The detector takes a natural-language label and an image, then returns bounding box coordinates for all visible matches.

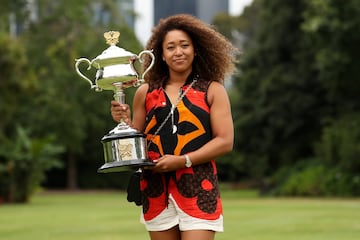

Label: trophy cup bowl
[75,31,155,173]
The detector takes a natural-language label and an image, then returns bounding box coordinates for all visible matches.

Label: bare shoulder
[134,83,149,99]
[208,81,225,91]
[136,83,149,95]
[207,81,228,105]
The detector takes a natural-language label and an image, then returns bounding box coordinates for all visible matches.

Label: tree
[232,0,360,194]
[213,0,261,50]
[0,0,28,36]
[20,0,143,189]
[0,31,63,203]
[1,0,144,191]
[231,0,324,181]
[0,32,32,138]
[301,0,360,114]
[0,126,63,203]
[212,1,262,182]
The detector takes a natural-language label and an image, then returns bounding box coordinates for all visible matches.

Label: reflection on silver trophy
[75,31,155,173]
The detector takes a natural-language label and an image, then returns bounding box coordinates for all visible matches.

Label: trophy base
[97,159,155,173]
[100,124,153,173]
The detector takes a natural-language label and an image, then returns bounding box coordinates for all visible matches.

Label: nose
[174,46,183,56]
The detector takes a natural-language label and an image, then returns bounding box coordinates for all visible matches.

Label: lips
[173,58,185,63]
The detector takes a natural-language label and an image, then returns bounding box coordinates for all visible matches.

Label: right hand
[110,100,131,124]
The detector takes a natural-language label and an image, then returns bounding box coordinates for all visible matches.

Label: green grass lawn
[0,189,359,240]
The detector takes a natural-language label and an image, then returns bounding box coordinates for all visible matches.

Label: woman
[111,14,238,240]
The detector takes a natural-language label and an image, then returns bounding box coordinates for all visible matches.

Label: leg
[181,230,215,240]
[149,225,181,240]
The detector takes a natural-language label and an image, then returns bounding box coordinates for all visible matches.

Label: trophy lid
[92,31,136,67]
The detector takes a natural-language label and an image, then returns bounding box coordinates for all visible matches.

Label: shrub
[0,126,64,203]
[271,160,360,197]
[315,114,360,174]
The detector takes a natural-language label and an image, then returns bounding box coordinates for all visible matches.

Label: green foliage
[0,32,36,139]
[2,0,359,195]
[301,0,360,112]
[228,0,360,196]
[323,168,360,196]
[271,160,360,197]
[0,0,28,33]
[217,151,246,182]
[274,161,327,196]
[315,114,360,173]
[232,0,325,179]
[264,109,360,197]
[313,113,360,196]
[0,126,64,203]
[1,0,143,190]
[213,0,261,49]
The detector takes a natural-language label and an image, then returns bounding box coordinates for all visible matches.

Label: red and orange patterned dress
[140,78,222,221]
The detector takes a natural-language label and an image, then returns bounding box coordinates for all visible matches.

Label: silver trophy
[75,31,155,173]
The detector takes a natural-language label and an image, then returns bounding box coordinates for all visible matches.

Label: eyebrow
[165,39,191,45]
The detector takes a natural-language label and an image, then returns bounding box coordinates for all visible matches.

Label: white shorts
[140,194,223,232]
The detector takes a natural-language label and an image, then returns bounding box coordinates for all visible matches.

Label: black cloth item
[127,169,142,206]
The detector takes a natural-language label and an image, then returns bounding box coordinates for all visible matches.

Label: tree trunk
[67,152,78,190]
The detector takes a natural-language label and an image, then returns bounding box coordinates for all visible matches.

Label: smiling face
[162,29,195,76]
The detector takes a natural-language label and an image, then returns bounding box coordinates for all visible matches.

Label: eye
[167,46,175,50]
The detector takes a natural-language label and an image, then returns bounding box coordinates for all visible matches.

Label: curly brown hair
[143,14,238,86]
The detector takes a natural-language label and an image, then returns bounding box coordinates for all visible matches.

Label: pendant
[170,104,177,134]
[172,125,177,134]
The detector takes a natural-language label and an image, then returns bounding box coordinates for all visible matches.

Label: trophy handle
[130,50,155,86]
[139,50,155,81]
[75,58,98,89]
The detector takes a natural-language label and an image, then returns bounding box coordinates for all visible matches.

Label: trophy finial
[104,31,120,46]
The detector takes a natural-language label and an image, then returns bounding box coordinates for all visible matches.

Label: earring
[162,57,165,61]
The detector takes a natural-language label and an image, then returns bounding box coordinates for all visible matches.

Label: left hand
[148,155,185,172]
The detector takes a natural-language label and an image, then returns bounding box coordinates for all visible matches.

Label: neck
[168,69,192,85]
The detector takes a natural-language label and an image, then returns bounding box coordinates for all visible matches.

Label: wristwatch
[184,154,192,168]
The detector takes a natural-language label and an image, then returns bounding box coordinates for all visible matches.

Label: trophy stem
[113,82,125,104]
[112,82,129,131]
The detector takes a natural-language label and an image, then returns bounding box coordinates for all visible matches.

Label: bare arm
[131,83,148,131]
[185,81,234,164]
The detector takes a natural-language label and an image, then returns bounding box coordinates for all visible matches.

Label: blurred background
[1,0,359,203]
